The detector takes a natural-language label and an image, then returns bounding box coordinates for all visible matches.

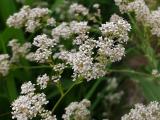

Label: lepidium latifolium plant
[0,0,160,120]
[0,1,132,119]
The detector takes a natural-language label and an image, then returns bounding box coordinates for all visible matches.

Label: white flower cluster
[52,22,72,40]
[53,63,66,72]
[54,14,130,81]
[0,54,10,76]
[27,34,57,63]
[69,3,89,16]
[37,74,50,89]
[20,81,35,94]
[58,50,106,81]
[121,101,160,120]
[73,33,89,45]
[114,0,129,13]
[41,110,57,120]
[70,21,90,34]
[115,0,150,22]
[12,81,56,120]
[148,8,160,37]
[47,18,56,26]
[51,21,90,40]
[100,14,131,43]
[0,40,31,76]
[127,0,150,22]
[7,5,52,32]
[8,39,31,63]
[62,99,91,120]
[98,14,131,62]
[10,5,130,82]
[115,0,160,37]
[151,69,160,77]
[51,63,67,83]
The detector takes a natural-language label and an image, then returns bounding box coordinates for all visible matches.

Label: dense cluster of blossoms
[62,99,91,120]
[0,54,10,76]
[0,40,31,76]
[11,79,57,120]
[8,39,31,63]
[121,101,160,120]
[152,69,160,78]
[114,0,160,37]
[27,34,57,63]
[36,74,50,89]
[69,3,89,16]
[6,5,54,32]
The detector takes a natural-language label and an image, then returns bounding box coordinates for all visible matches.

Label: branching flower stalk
[52,79,83,113]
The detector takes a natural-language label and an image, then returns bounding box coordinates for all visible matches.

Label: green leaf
[6,73,17,102]
[0,97,11,120]
[51,0,64,10]
[140,78,160,101]
[24,0,35,5]
[85,77,104,99]
[0,27,25,52]
[2,27,25,42]
[121,70,160,101]
[0,0,16,26]
[0,34,7,53]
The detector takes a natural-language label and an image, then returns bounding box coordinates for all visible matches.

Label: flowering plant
[1,0,160,119]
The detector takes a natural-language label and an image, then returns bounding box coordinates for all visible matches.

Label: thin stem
[91,88,106,110]
[56,81,64,96]
[52,95,63,113]
[85,78,104,99]
[6,73,17,102]
[10,65,51,70]
[108,68,152,78]
[0,35,7,53]
[52,80,83,112]
[0,112,10,117]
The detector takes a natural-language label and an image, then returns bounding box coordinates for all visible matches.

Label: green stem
[6,73,17,102]
[91,88,106,110]
[11,65,51,69]
[52,80,83,112]
[108,69,152,78]
[56,81,64,96]
[0,35,7,53]
[0,112,10,117]
[85,78,104,99]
